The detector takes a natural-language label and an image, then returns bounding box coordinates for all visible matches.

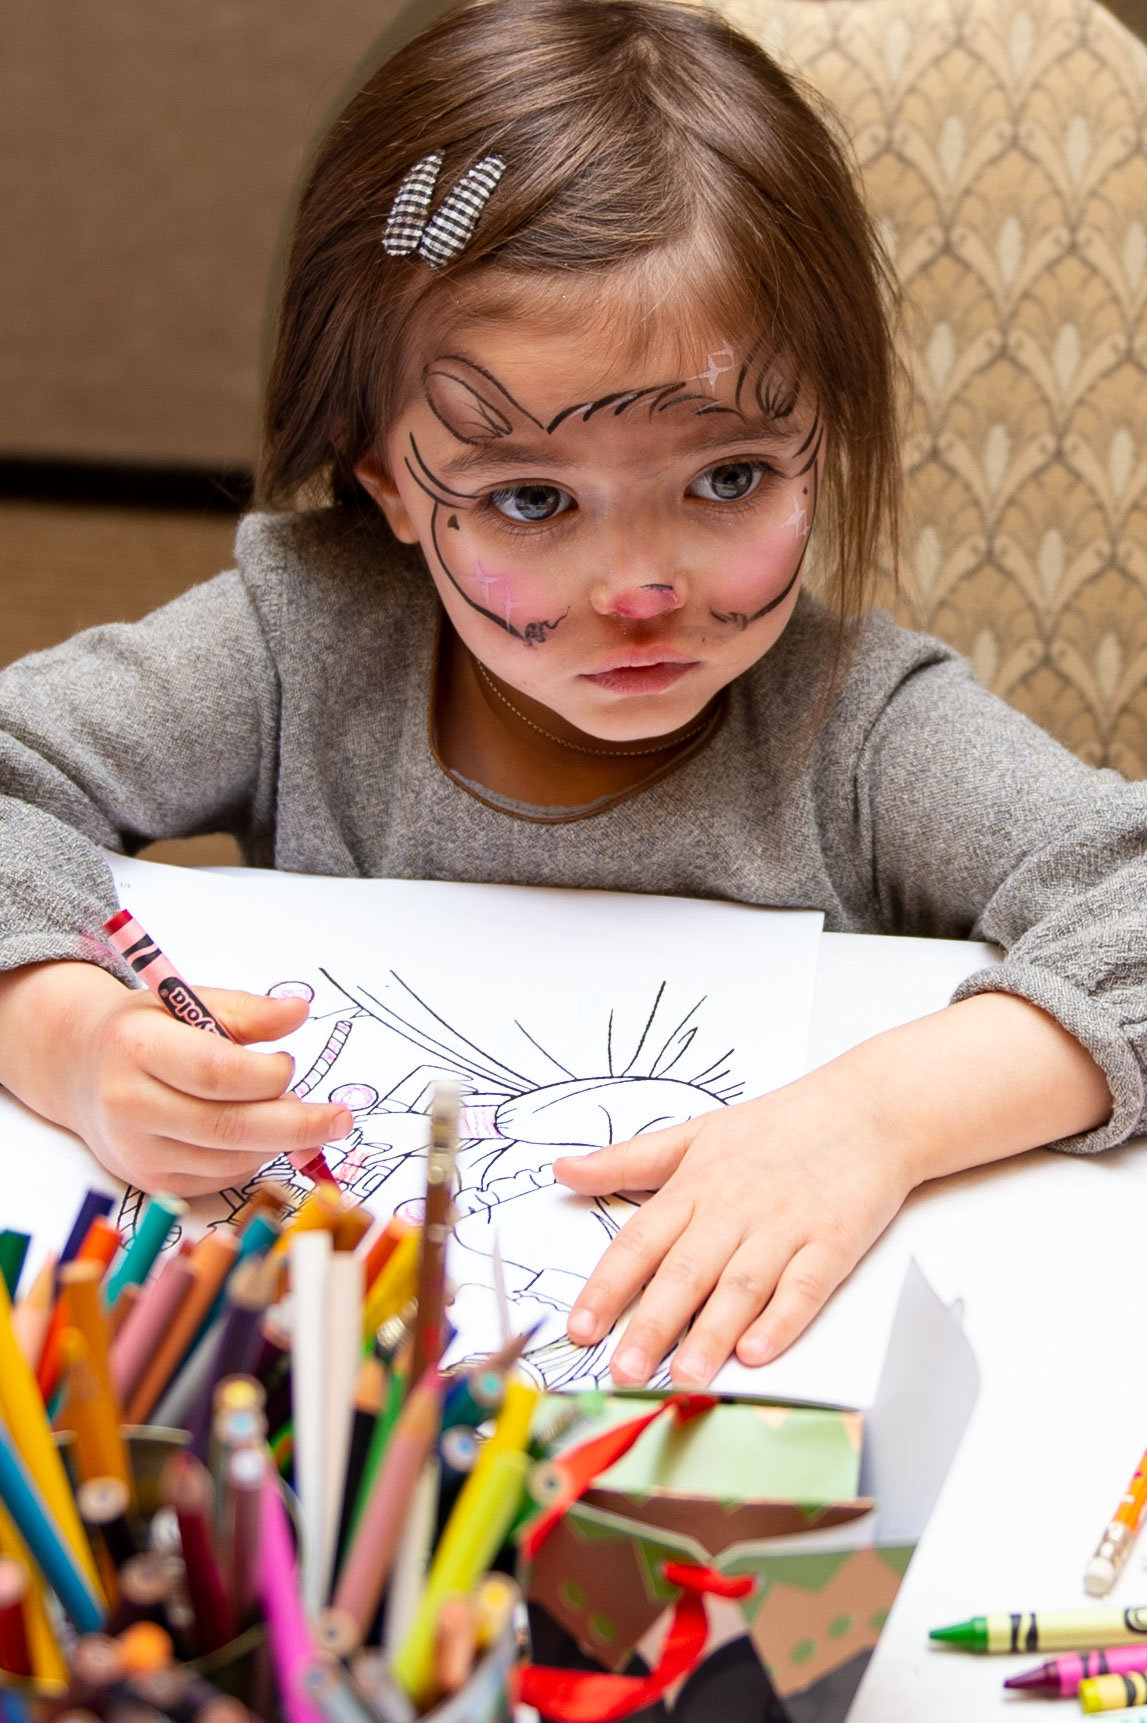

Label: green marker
[931,1606,1147,1654]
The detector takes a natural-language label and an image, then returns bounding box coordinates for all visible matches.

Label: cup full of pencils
[0,1082,539,1722]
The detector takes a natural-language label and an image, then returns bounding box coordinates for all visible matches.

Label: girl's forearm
[818,990,1113,1187]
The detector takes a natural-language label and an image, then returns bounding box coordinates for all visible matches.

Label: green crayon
[931,1606,1147,1654]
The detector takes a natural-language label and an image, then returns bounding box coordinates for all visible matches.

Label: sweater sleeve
[0,571,279,979]
[855,641,1147,1154]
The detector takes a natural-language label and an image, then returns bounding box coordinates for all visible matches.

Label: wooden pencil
[408,1083,460,1387]
[289,1228,331,1618]
[125,1230,240,1424]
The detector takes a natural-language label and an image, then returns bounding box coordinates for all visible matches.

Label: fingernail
[330,1108,353,1138]
[567,1308,596,1342]
[674,1349,711,1385]
[740,1332,773,1365]
[613,1345,647,1381]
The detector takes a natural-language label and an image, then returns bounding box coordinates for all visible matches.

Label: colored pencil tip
[1003,1668,1051,1691]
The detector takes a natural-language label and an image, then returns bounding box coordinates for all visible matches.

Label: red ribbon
[519,1392,717,1561]
[518,1395,754,1720]
[519,1561,755,1722]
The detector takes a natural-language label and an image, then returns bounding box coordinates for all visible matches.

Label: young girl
[0,0,1136,1395]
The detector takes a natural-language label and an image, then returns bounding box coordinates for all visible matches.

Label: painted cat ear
[416,155,506,269]
[383,151,444,256]
[425,365,515,443]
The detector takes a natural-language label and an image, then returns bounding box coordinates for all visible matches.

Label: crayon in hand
[102,908,336,1184]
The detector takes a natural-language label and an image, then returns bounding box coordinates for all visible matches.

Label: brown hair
[258,0,901,619]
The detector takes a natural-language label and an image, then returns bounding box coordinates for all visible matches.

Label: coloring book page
[100,857,825,1394]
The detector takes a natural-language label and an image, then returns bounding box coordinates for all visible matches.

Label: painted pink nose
[607,584,681,620]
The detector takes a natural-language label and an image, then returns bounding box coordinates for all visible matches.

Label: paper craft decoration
[522,1260,979,1721]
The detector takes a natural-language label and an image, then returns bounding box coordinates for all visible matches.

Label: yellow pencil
[362,1230,420,1341]
[392,1379,537,1704]
[391,1448,528,1704]
[0,1276,103,1600]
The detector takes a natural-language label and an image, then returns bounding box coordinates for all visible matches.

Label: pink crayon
[1005,1644,1147,1695]
[104,908,235,1037]
[102,908,336,1185]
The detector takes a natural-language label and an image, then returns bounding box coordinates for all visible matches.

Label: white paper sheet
[37,857,824,1396]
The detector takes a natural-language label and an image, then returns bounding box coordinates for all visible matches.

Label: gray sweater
[3,506,1146,1154]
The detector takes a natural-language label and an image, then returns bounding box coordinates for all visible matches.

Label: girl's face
[356,313,823,743]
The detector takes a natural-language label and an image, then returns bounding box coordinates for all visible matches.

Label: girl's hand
[557,991,1115,1385]
[555,1066,913,1386]
[0,961,351,1197]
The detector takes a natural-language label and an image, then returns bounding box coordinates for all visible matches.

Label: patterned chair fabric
[713,0,1147,774]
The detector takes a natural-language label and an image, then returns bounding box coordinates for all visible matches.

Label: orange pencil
[36,1216,121,1399]
[56,1330,131,1494]
[359,1214,417,1291]
[125,1231,239,1423]
[11,1253,56,1372]
[1086,1443,1147,1594]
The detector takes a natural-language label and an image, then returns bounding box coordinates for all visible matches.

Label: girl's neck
[433,624,721,810]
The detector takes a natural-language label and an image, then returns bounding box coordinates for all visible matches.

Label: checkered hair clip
[382,151,506,268]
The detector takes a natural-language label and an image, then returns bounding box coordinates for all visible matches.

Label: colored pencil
[104,1194,185,1308]
[380,1455,440,1663]
[10,1254,56,1373]
[221,1444,264,1628]
[58,1190,116,1271]
[0,1555,30,1677]
[0,1274,103,1597]
[408,1083,460,1388]
[318,1249,363,1603]
[125,1229,240,1423]
[187,1255,279,1461]
[36,1215,121,1402]
[332,1369,445,1640]
[258,1461,325,1723]
[58,1259,131,1491]
[161,1452,234,1654]
[109,1247,197,1409]
[0,1413,104,1633]
[290,1228,332,1617]
[0,1497,66,1688]
[0,1234,29,1302]
[332,1353,385,1579]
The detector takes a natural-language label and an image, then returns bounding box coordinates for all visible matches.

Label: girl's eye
[689,462,765,503]
[488,484,573,523]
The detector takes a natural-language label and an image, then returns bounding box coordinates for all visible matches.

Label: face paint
[369,316,825,743]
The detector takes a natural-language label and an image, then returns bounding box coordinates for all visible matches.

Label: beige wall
[0,1,421,470]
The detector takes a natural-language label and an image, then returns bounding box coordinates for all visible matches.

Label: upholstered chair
[715,0,1147,774]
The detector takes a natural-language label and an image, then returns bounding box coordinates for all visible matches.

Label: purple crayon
[1005,1644,1147,1696]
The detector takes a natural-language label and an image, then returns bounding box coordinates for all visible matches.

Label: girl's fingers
[120,1138,271,1199]
[136,1016,297,1102]
[109,1074,350,1161]
[566,1192,691,1346]
[670,1238,788,1385]
[193,986,311,1044]
[608,1222,742,1385]
[735,1240,847,1368]
[553,1122,691,1195]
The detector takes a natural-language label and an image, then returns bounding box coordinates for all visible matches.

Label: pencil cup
[56,1426,298,1706]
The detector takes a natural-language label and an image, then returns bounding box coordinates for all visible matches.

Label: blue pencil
[59,1188,115,1271]
[0,1414,104,1634]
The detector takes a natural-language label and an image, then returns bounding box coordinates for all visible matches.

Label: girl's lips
[581,662,696,695]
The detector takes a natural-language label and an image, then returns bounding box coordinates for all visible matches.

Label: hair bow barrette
[383,150,507,268]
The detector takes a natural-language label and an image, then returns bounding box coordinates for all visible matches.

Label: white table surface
[3,920,1145,1719]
